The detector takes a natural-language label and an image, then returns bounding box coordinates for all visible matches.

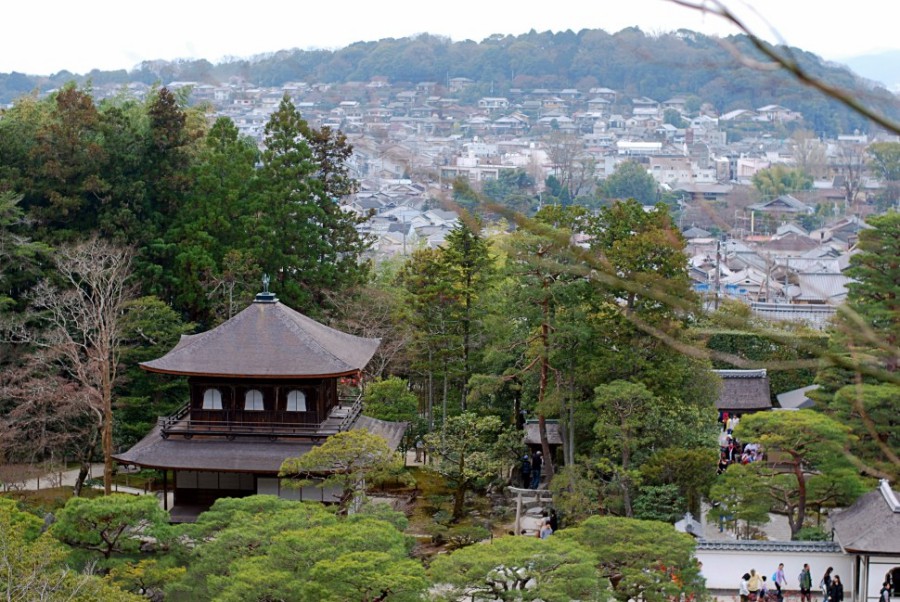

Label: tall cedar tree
[27,86,107,235]
[168,117,260,323]
[253,95,369,313]
[398,247,460,427]
[137,88,195,300]
[441,220,494,410]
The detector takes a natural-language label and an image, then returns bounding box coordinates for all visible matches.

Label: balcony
[157,395,363,441]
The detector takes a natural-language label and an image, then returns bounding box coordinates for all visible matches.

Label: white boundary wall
[696,541,853,601]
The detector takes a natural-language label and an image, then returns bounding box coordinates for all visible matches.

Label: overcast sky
[3,0,895,75]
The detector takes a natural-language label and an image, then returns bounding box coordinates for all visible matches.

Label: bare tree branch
[668,0,900,135]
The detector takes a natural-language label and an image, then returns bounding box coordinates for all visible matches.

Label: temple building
[114,287,405,522]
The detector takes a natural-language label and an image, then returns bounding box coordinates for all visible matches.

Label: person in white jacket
[741,573,752,602]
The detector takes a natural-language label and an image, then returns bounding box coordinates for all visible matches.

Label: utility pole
[714,239,721,310]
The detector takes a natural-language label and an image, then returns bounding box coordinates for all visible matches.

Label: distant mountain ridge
[1,27,897,137]
[838,50,900,92]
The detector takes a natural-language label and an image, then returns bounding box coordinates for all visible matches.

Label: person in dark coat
[827,576,843,602]
[520,455,532,488]
[548,508,559,532]
[821,567,834,602]
[530,450,543,489]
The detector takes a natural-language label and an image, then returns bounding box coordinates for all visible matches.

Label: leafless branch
[668,0,900,135]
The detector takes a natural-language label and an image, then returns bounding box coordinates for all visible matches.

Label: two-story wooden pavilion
[113,288,405,521]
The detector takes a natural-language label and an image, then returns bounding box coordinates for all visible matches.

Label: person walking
[828,576,843,602]
[741,573,752,602]
[773,563,788,602]
[880,580,892,602]
[520,454,532,488]
[530,450,543,489]
[749,569,762,601]
[821,567,834,602]
[799,564,813,602]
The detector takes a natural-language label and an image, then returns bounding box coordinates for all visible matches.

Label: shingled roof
[113,415,407,472]
[713,369,772,411]
[832,480,900,554]
[141,294,380,378]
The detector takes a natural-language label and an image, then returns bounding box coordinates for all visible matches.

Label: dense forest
[2,28,898,136]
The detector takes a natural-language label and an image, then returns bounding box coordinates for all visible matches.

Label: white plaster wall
[697,549,853,598]
[865,557,900,602]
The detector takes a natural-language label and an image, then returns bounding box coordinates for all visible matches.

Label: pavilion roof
[832,480,900,554]
[113,416,407,473]
[141,295,380,378]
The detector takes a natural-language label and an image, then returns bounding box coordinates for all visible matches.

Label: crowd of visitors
[717,412,764,474]
[741,563,848,602]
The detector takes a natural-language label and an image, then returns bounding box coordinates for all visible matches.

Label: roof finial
[255,274,277,303]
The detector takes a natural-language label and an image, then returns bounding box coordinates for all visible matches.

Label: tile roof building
[713,369,773,413]
[831,480,900,602]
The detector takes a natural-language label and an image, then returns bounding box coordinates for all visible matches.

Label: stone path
[14,463,152,497]
[700,502,812,541]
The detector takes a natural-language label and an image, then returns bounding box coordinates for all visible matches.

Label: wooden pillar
[163,470,169,511]
[514,490,522,535]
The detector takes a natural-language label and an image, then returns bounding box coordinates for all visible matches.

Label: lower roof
[832,481,900,554]
[113,416,407,473]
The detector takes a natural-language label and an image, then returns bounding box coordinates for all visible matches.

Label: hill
[839,49,900,92]
[2,27,897,137]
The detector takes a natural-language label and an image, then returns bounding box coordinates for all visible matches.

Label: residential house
[650,156,693,185]
[478,97,510,110]
[748,195,815,215]
[756,104,802,123]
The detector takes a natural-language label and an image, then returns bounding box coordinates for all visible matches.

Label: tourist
[773,562,787,602]
[749,569,762,600]
[741,573,752,602]
[414,438,425,462]
[530,450,543,489]
[539,519,553,539]
[719,430,730,448]
[520,454,531,488]
[799,564,813,602]
[821,567,834,602]
[548,508,559,532]
[717,454,730,474]
[828,575,843,602]
[880,580,891,602]
[760,576,769,601]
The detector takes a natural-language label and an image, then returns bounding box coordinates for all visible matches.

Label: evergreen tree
[442,220,494,410]
[814,211,900,479]
[252,95,369,313]
[169,117,260,323]
[600,161,658,205]
[734,410,867,539]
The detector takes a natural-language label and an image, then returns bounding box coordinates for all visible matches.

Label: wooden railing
[157,395,362,440]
